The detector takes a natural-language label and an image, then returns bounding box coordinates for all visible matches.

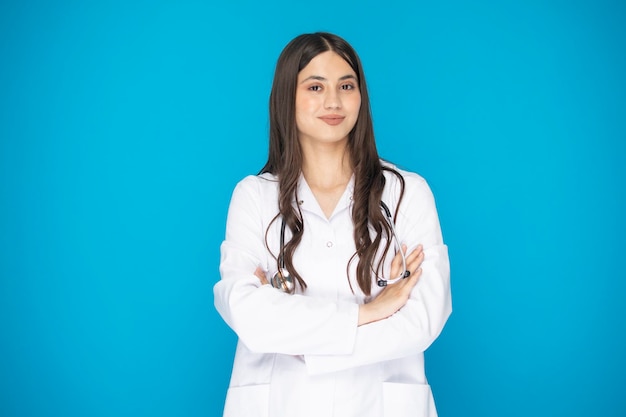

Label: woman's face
[295,51,361,147]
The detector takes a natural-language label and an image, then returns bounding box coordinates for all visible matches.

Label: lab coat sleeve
[304,175,452,375]
[214,176,359,355]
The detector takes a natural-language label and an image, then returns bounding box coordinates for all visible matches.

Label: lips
[318,115,345,126]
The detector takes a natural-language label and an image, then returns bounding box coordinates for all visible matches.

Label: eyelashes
[307,83,357,92]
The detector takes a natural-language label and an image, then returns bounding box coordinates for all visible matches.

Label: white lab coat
[214,164,451,417]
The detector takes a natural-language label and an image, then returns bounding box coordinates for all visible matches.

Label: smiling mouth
[319,116,345,126]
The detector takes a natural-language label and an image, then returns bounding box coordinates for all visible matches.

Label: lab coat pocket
[382,382,436,417]
[223,384,270,417]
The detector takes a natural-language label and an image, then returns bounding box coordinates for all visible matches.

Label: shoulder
[381,163,442,238]
[227,173,280,222]
[232,172,279,196]
[381,161,432,199]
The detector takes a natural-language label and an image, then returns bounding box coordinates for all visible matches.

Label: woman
[214,32,451,417]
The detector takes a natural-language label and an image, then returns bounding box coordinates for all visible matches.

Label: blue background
[1,1,624,416]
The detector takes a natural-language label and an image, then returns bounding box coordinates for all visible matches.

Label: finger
[412,267,423,280]
[405,244,423,264]
[405,247,424,275]
[403,247,422,268]
[388,244,407,279]
[404,267,422,288]
[254,267,263,278]
[391,243,407,269]
[409,252,424,273]
[254,267,269,285]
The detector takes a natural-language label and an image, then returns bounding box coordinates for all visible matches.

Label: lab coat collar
[295,173,355,220]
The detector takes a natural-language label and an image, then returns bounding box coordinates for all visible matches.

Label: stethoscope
[270,201,409,292]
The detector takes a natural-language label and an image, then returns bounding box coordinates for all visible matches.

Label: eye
[341,83,356,90]
[308,85,322,92]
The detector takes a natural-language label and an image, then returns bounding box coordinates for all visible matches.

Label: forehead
[298,51,356,80]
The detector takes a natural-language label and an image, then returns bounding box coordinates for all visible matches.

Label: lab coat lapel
[296,174,355,219]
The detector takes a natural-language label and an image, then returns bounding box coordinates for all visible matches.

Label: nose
[324,88,341,110]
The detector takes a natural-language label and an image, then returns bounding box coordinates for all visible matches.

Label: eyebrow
[299,74,357,84]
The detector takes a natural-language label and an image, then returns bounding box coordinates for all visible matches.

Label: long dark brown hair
[260,32,404,296]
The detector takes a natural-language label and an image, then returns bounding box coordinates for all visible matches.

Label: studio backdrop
[1,1,624,416]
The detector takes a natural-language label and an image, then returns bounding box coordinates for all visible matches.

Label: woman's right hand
[358,245,424,326]
[254,267,269,286]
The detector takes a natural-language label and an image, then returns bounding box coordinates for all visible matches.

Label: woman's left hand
[358,244,424,325]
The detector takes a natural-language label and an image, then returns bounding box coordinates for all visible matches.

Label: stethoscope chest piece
[271,268,294,293]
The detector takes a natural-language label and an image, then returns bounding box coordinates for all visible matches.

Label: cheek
[296,96,318,115]
[295,113,306,132]
[346,96,361,130]
[295,108,314,133]
[347,95,362,116]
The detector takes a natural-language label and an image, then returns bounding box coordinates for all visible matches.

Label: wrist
[358,304,376,326]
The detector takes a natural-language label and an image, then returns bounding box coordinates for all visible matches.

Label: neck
[300,140,353,190]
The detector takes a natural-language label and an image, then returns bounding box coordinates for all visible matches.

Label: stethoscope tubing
[377,201,409,287]
[271,201,409,292]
